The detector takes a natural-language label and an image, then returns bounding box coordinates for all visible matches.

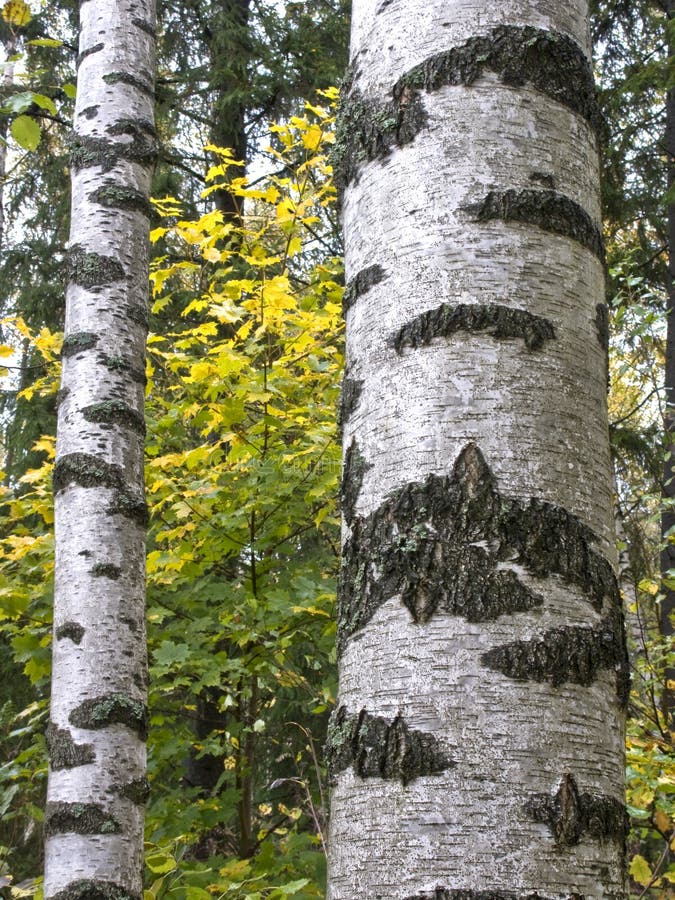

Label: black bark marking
[70,118,157,173]
[82,400,146,436]
[525,773,627,847]
[89,182,153,218]
[466,189,605,264]
[51,881,141,900]
[45,801,120,836]
[113,776,151,805]
[339,377,364,428]
[77,42,103,67]
[55,622,85,644]
[53,453,148,526]
[334,25,602,192]
[482,615,630,706]
[99,353,147,385]
[56,387,71,407]
[341,439,372,526]
[595,303,610,351]
[46,723,95,769]
[393,303,556,353]
[339,443,619,652]
[69,694,148,739]
[90,562,122,580]
[131,17,156,37]
[68,245,124,289]
[325,705,453,785]
[79,104,100,120]
[102,71,155,97]
[124,302,150,329]
[342,264,387,314]
[61,332,98,358]
[405,892,588,900]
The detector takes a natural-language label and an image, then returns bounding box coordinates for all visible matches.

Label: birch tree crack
[465,189,605,264]
[392,303,556,353]
[325,706,454,784]
[338,443,619,651]
[334,25,602,192]
[524,773,627,847]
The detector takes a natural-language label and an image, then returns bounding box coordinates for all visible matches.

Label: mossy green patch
[89,182,153,218]
[68,245,124,289]
[61,332,98,358]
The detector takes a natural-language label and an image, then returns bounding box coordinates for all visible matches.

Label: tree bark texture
[44,2,156,897]
[328,2,627,898]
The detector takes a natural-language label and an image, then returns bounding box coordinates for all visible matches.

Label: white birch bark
[328,2,627,898]
[44,2,156,898]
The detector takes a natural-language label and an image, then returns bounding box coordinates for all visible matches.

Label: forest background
[0,0,672,897]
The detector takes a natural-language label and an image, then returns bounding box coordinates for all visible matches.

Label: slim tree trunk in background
[328,1,627,897]
[661,0,675,737]
[44,1,156,896]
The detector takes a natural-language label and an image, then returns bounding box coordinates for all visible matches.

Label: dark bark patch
[334,26,602,192]
[525,773,627,847]
[106,490,149,528]
[82,400,146,436]
[595,303,610,351]
[79,105,100,120]
[482,615,630,706]
[325,705,453,785]
[45,801,120,836]
[102,71,155,98]
[465,189,605,264]
[56,387,71,407]
[342,264,387,314]
[113,776,151,805]
[99,353,147,385]
[89,182,153,218]
[90,562,122,580]
[125,303,150,330]
[339,443,619,652]
[46,722,95,769]
[68,245,124,289]
[405,892,586,900]
[338,377,364,428]
[53,452,125,492]
[131,17,156,37]
[51,881,141,900]
[61,332,98,358]
[341,439,371,525]
[55,621,85,644]
[77,42,104,68]
[392,303,556,353]
[70,120,157,173]
[69,693,148,739]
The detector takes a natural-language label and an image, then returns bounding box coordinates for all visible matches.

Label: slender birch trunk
[44,2,156,897]
[328,2,628,897]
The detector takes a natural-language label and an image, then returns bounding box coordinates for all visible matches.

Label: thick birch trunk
[328,2,628,897]
[44,2,156,897]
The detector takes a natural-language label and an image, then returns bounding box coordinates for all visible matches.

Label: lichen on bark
[70,118,157,173]
[334,25,602,192]
[339,443,619,651]
[69,694,148,739]
[53,452,126,493]
[61,332,99,358]
[89,182,153,218]
[51,881,141,900]
[102,71,155,98]
[482,615,630,706]
[341,439,372,525]
[106,490,149,528]
[99,353,147,385]
[392,303,556,353]
[524,772,627,847]
[113,776,151,805]
[466,189,605,264]
[325,705,454,785]
[90,562,122,580]
[82,400,146,436]
[46,722,95,769]
[342,264,388,314]
[68,245,124,289]
[404,891,587,900]
[55,621,85,644]
[45,801,120,836]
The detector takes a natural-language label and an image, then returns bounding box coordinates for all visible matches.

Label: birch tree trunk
[44,2,156,897]
[327,2,628,897]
